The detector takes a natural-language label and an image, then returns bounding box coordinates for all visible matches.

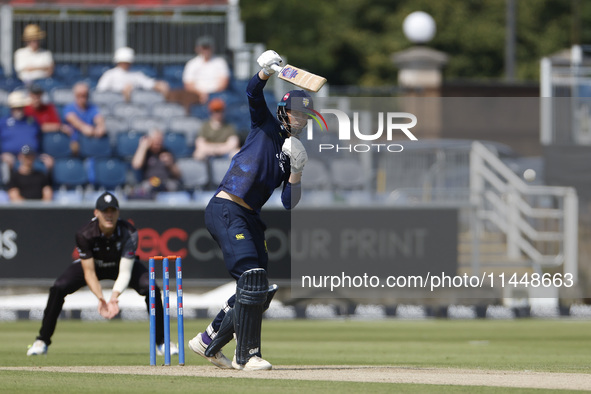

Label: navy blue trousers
[204,197,268,334]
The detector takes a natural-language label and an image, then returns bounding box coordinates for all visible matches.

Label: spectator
[97,47,169,102]
[131,129,181,195]
[193,98,240,161]
[6,145,52,202]
[183,36,230,104]
[25,84,72,136]
[14,24,54,84]
[63,82,106,155]
[0,91,44,168]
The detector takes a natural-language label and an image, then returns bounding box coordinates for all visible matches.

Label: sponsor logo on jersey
[235,233,245,240]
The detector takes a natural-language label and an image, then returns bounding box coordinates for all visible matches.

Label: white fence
[470,141,578,282]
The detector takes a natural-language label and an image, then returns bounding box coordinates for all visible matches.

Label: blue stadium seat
[155,191,192,205]
[168,116,202,141]
[103,115,130,145]
[210,157,232,186]
[209,91,245,106]
[229,78,249,94]
[129,116,167,134]
[176,158,209,190]
[93,157,128,189]
[0,89,9,106]
[103,115,130,134]
[34,77,63,92]
[78,135,112,158]
[88,64,112,79]
[161,64,184,82]
[52,158,88,188]
[91,90,125,107]
[53,189,84,204]
[130,89,165,106]
[131,64,158,78]
[163,131,190,158]
[0,77,25,91]
[78,76,98,89]
[330,158,366,190]
[190,104,209,120]
[50,87,74,106]
[151,102,186,119]
[42,132,72,158]
[112,102,149,118]
[54,64,82,84]
[116,130,145,160]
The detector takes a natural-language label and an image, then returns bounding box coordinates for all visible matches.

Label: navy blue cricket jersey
[216,73,301,212]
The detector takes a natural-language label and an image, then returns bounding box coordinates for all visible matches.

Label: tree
[239,0,576,86]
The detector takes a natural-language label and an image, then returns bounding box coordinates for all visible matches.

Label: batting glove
[257,50,283,76]
[282,137,308,174]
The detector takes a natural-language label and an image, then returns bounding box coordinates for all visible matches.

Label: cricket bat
[271,64,327,92]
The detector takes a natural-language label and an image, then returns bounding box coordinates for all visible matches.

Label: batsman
[188,50,312,371]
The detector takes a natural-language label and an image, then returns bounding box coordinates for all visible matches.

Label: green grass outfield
[1,319,590,393]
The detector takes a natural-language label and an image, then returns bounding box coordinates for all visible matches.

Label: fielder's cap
[7,91,30,108]
[20,145,35,155]
[208,98,225,112]
[114,46,135,63]
[30,84,44,95]
[197,36,214,48]
[278,90,314,112]
[22,24,46,41]
[96,192,119,211]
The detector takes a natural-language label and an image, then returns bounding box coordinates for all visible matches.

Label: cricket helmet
[277,90,313,136]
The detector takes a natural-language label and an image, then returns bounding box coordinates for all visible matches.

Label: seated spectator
[183,36,230,104]
[193,98,240,161]
[6,145,52,202]
[63,82,106,155]
[97,47,169,102]
[0,91,44,168]
[24,84,72,136]
[14,24,54,84]
[131,129,181,196]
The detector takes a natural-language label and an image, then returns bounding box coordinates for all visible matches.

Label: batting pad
[233,268,269,366]
[206,283,278,357]
[205,308,234,357]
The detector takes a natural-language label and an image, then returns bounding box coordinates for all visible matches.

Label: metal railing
[0,4,230,76]
[470,141,578,281]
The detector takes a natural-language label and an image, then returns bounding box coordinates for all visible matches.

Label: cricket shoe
[27,340,48,356]
[232,354,272,371]
[188,332,233,369]
[156,341,179,356]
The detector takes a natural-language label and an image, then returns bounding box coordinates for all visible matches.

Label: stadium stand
[52,158,87,189]
[42,132,72,159]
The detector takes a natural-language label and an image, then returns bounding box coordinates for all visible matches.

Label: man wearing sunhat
[96,46,169,102]
[14,24,54,83]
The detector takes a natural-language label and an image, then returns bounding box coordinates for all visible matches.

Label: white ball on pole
[403,11,436,44]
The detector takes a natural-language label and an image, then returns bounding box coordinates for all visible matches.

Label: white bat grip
[270,64,283,73]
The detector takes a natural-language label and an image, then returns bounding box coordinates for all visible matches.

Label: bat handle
[270,64,283,73]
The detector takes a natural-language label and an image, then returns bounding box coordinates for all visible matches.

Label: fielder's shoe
[156,341,179,356]
[27,340,47,356]
[232,354,272,371]
[188,332,233,369]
